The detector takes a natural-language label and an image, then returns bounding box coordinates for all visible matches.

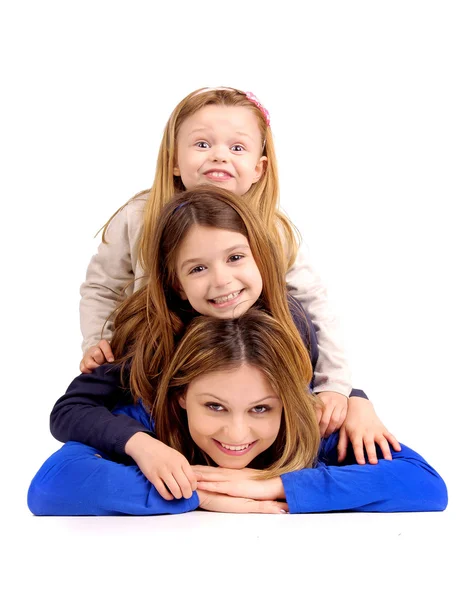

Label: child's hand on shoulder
[337,396,401,465]
[316,391,348,437]
[80,340,114,373]
[125,432,197,501]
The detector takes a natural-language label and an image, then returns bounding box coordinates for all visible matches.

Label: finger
[351,439,366,465]
[80,361,92,374]
[364,439,379,465]
[183,464,198,491]
[318,408,333,437]
[99,339,115,362]
[196,481,233,496]
[337,427,348,462]
[325,406,343,436]
[153,477,174,501]
[163,474,183,500]
[192,469,228,482]
[175,470,194,499]
[384,432,401,452]
[255,500,289,514]
[377,437,392,461]
[84,357,101,371]
[91,349,105,366]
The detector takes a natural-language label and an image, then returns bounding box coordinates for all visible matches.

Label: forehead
[187,364,278,406]
[177,225,248,257]
[179,105,261,138]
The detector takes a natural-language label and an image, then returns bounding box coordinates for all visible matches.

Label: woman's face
[175,225,263,319]
[179,363,282,469]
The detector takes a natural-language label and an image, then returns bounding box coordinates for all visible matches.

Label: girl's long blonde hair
[154,309,321,479]
[110,185,311,411]
[102,87,299,272]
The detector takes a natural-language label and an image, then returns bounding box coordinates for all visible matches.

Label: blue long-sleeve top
[28,400,448,515]
[49,297,367,459]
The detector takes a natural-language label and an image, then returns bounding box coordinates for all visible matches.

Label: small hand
[125,432,197,500]
[197,489,288,514]
[337,396,401,464]
[80,340,114,373]
[193,465,285,502]
[316,391,348,437]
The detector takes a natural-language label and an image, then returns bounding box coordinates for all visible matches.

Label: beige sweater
[80,195,352,396]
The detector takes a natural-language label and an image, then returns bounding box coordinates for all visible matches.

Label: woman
[28,310,447,515]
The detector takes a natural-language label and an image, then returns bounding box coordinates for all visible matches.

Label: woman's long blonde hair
[154,309,321,479]
[110,185,311,411]
[101,87,299,272]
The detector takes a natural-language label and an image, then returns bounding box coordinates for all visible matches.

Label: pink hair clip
[245,92,271,126]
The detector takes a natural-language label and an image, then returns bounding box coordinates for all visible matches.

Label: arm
[50,363,154,458]
[286,242,352,397]
[80,197,146,353]
[281,434,448,513]
[27,442,199,516]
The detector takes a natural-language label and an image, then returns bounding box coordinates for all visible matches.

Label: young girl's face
[179,363,282,469]
[173,105,267,196]
[175,224,263,319]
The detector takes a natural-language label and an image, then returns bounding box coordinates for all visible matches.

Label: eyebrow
[179,244,250,271]
[198,393,279,406]
[187,128,254,140]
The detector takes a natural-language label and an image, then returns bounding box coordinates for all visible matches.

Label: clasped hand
[193,466,288,514]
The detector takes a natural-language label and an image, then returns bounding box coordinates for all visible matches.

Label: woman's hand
[125,432,197,500]
[194,466,285,502]
[197,488,288,514]
[316,391,348,437]
[337,396,401,464]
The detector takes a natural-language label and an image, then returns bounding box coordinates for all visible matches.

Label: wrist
[125,431,158,459]
[274,476,285,500]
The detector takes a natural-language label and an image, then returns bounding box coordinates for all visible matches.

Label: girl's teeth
[209,171,227,178]
[212,291,241,304]
[220,442,250,451]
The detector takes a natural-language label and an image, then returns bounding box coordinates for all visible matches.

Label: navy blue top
[49,297,367,459]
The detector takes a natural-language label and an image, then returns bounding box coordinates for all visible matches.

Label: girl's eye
[206,403,225,412]
[189,265,206,274]
[195,141,210,149]
[231,144,245,152]
[252,405,270,414]
[228,254,244,263]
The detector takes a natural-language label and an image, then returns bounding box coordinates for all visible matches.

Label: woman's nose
[224,418,249,444]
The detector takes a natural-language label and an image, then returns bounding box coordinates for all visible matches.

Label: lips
[203,169,233,180]
[213,439,258,456]
[208,290,242,304]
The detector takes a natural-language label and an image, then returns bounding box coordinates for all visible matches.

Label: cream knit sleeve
[286,242,352,396]
[79,198,146,353]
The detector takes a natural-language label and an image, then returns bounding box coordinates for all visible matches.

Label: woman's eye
[252,405,269,414]
[231,144,245,152]
[189,265,206,274]
[228,254,244,263]
[196,141,210,149]
[206,403,224,412]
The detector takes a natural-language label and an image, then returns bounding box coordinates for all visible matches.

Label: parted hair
[110,185,311,411]
[154,309,321,478]
[101,87,299,273]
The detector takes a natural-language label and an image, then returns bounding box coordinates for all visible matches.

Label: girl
[29,310,447,516]
[51,186,399,501]
[80,86,351,437]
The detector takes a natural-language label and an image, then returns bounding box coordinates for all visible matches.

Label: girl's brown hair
[154,309,321,479]
[110,185,311,411]
[102,87,299,273]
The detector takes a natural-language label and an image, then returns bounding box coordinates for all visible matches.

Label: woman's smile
[213,439,258,456]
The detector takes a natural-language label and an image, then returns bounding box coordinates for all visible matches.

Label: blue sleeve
[27,442,200,516]
[50,364,154,458]
[281,434,448,513]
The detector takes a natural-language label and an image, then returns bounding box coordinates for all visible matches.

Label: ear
[178,395,187,409]
[252,156,267,183]
[173,165,181,176]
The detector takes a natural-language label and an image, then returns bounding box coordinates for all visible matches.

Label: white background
[1,1,462,599]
